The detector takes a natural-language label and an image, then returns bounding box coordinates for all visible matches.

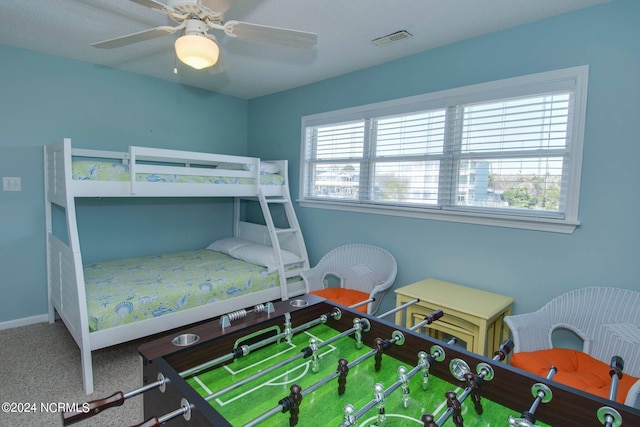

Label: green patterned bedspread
[84,249,279,332]
[72,160,285,185]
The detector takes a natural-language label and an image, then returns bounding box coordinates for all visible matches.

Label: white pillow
[260,161,281,174]
[229,243,299,273]
[206,237,250,254]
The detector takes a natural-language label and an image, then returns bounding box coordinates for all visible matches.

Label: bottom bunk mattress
[84,249,279,332]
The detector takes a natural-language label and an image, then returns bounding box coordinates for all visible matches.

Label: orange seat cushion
[309,288,370,313]
[511,348,638,404]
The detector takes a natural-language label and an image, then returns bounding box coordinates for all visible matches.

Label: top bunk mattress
[72,159,285,186]
[84,249,279,332]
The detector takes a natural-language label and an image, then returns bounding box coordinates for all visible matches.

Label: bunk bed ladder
[257,191,309,300]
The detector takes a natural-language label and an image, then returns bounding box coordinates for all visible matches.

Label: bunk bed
[44,138,309,394]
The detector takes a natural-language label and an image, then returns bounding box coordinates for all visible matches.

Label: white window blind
[300,66,588,233]
[451,93,571,215]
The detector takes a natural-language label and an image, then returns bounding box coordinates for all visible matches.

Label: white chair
[504,287,640,409]
[301,244,398,315]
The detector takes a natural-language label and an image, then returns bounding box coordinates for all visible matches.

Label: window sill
[298,199,579,234]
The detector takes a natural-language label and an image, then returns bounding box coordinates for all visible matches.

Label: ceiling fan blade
[129,0,171,13]
[223,20,317,49]
[92,26,179,49]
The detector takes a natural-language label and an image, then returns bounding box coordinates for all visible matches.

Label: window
[300,66,588,233]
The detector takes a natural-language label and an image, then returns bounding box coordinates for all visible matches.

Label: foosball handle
[609,356,624,379]
[131,416,160,427]
[426,309,444,324]
[494,339,514,361]
[61,391,125,425]
[608,356,625,402]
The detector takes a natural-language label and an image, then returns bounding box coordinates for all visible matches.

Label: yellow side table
[395,278,514,357]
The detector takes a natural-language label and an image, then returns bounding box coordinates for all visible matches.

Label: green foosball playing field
[186,323,549,426]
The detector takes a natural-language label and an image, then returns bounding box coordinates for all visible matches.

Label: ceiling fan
[92,0,318,70]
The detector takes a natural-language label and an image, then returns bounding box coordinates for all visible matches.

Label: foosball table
[65,295,640,426]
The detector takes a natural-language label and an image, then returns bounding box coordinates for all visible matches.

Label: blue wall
[0,45,248,323]
[247,0,640,315]
[2,0,639,326]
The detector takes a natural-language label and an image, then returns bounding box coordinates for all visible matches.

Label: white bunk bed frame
[44,138,309,394]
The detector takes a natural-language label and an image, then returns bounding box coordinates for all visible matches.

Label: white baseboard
[0,314,49,331]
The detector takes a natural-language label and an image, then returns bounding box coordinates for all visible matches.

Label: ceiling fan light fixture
[175,34,220,70]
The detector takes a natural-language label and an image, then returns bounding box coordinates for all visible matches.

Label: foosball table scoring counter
[64,295,640,426]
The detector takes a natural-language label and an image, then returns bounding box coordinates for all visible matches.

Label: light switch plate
[3,177,22,191]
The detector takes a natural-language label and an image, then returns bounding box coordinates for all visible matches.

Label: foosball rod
[242,328,409,427]
[346,296,421,320]
[201,316,371,403]
[181,307,343,378]
[348,297,374,311]
[133,315,373,427]
[246,357,355,427]
[341,336,458,426]
[258,326,447,427]
[219,302,275,328]
[377,298,420,320]
[132,399,193,427]
[339,348,447,427]
[147,308,445,427]
[61,376,170,426]
[62,307,342,426]
[301,316,371,351]
[608,356,624,402]
[367,309,445,373]
[508,366,557,427]
[596,356,625,427]
[409,309,444,332]
[434,340,513,427]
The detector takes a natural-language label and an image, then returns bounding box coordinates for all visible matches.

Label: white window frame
[299,66,589,234]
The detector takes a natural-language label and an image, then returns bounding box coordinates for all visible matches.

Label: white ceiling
[1,0,611,99]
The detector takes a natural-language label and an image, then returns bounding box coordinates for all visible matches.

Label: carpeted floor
[0,321,144,427]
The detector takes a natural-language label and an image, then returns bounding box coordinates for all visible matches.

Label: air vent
[371,30,413,47]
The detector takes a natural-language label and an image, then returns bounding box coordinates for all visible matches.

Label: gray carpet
[0,321,144,427]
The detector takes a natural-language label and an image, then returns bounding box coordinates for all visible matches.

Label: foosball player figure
[419,341,450,392]
[309,337,319,373]
[354,318,364,349]
[277,384,303,427]
[284,312,292,344]
[464,371,483,415]
[446,390,464,427]
[337,358,349,395]
[398,366,411,408]
[373,383,386,426]
[342,404,356,426]
[421,413,438,427]
[418,351,431,390]
[374,337,385,371]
